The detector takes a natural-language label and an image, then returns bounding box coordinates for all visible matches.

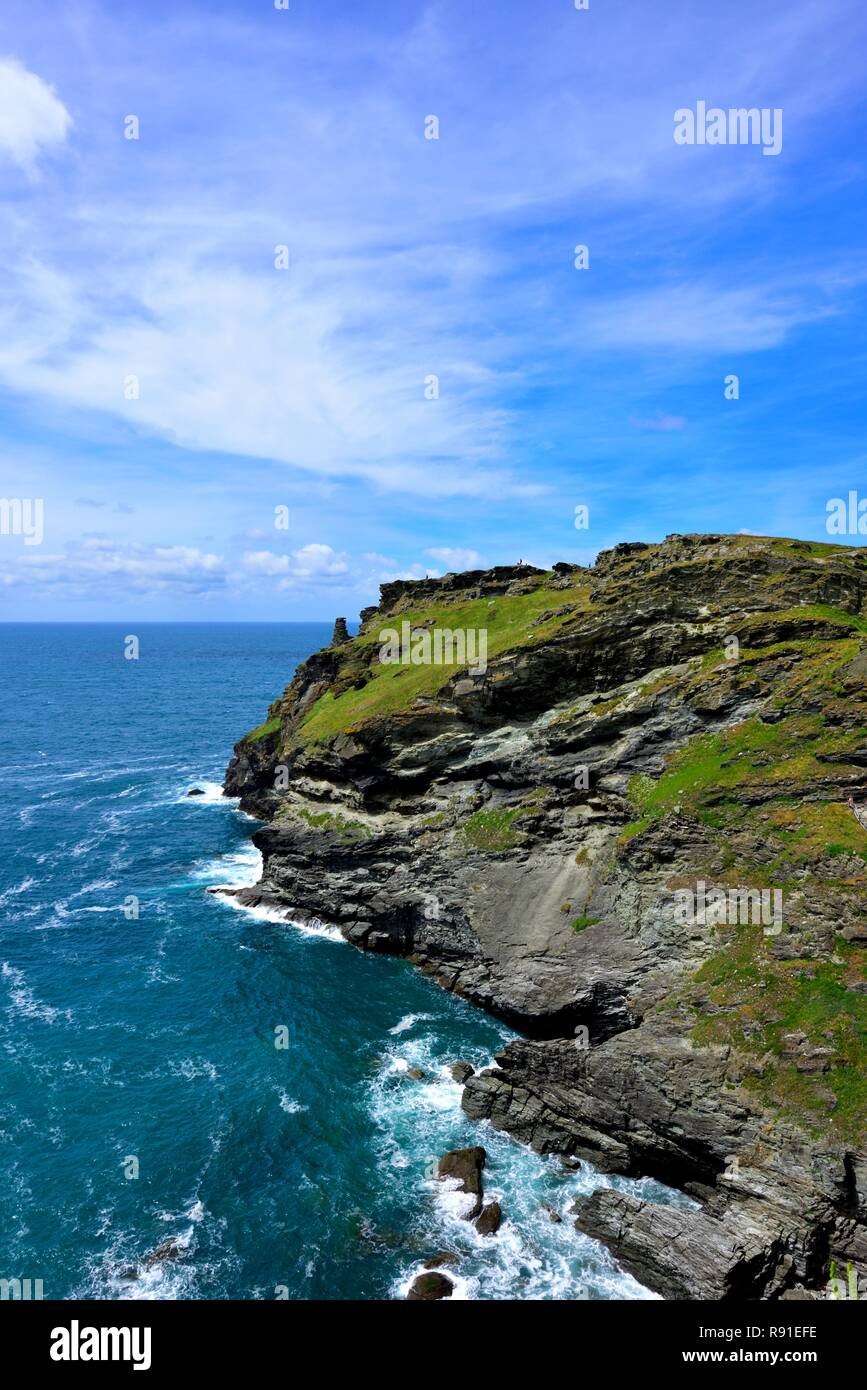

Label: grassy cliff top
[240,532,867,752]
[228,532,867,1145]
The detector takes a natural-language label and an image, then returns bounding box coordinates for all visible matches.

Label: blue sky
[1,0,866,619]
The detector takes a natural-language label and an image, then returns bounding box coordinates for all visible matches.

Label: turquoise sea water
[0,623,683,1300]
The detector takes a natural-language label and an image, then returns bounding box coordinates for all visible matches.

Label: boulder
[438,1146,486,1220]
[475,1201,502,1236]
[450,1062,475,1084]
[407,1271,454,1300]
[423,1251,459,1269]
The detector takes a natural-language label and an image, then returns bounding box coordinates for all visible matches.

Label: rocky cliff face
[224,534,867,1300]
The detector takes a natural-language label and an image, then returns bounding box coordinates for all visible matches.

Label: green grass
[295,578,590,744]
[571,914,597,932]
[460,807,524,852]
[246,717,281,743]
[766,603,867,635]
[682,927,867,1142]
[768,538,853,559]
[618,816,654,844]
[627,712,867,828]
[292,807,371,841]
[522,784,556,805]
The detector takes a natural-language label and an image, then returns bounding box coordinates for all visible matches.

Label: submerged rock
[407,1271,454,1300]
[123,1237,188,1278]
[144,1238,185,1266]
[423,1251,460,1269]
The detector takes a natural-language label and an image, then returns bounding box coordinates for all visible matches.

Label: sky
[0,0,866,620]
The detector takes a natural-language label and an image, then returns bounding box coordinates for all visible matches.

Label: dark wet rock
[541,1203,562,1223]
[423,1251,460,1269]
[571,1189,799,1302]
[187,787,206,796]
[450,1062,475,1084]
[141,1238,185,1270]
[438,1146,486,1220]
[475,1201,502,1236]
[407,1271,454,1300]
[407,1067,426,1080]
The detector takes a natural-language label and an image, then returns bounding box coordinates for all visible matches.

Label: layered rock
[224,533,867,1299]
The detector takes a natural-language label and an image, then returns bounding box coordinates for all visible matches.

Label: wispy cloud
[0,56,71,170]
[425,546,483,569]
[1,0,866,616]
[0,539,226,596]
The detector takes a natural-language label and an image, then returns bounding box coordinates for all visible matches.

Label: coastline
[222,537,867,1300]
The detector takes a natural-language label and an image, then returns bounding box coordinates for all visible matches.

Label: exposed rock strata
[224,534,867,1299]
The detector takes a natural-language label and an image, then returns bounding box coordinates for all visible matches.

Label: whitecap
[175,780,236,806]
[2,961,74,1025]
[167,1057,219,1082]
[212,884,346,944]
[69,878,118,901]
[0,876,35,906]
[277,1089,308,1115]
[193,843,262,888]
[388,1012,434,1036]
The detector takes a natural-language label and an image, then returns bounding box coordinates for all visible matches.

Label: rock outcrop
[407,1271,454,1300]
[224,533,867,1299]
[475,1201,502,1236]
[438,1146,486,1221]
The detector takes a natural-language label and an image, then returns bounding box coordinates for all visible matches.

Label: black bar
[2,1297,860,1376]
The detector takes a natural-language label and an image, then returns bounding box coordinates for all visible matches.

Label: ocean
[0,622,683,1300]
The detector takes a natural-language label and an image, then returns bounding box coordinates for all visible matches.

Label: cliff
[224,533,867,1299]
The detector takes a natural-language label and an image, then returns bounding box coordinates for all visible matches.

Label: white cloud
[243,544,350,586]
[242,550,291,576]
[289,544,349,579]
[424,547,483,570]
[0,255,541,500]
[582,284,834,354]
[0,3,856,510]
[1,539,225,595]
[0,58,72,170]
